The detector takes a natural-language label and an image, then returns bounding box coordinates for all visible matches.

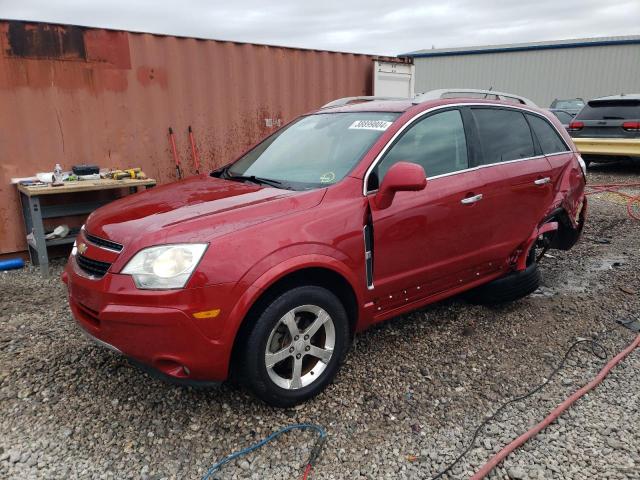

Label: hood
[86,175,325,247]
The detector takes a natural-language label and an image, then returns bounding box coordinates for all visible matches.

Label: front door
[365,108,501,315]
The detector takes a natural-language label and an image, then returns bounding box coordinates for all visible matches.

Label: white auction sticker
[348,120,393,131]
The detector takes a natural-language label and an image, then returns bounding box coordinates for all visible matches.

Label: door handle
[461,193,483,205]
[534,177,551,185]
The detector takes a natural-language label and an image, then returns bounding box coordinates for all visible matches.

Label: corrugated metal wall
[0,20,397,255]
[412,43,640,107]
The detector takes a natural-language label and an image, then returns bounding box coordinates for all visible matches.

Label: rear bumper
[64,257,238,383]
[572,137,640,158]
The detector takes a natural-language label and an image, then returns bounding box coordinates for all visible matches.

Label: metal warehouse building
[404,36,640,107]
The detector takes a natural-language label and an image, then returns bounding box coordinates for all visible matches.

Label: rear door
[470,107,555,261]
[571,99,640,139]
[525,112,574,188]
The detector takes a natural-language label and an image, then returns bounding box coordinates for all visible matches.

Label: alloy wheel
[264,304,336,390]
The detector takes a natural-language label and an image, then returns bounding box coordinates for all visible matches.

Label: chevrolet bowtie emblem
[77,242,88,255]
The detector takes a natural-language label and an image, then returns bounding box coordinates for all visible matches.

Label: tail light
[622,121,640,131]
[568,121,584,131]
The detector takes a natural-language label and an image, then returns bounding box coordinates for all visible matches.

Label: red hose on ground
[470,333,640,480]
[585,183,640,221]
[301,463,312,480]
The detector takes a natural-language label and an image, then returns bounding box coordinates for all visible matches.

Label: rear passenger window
[472,108,535,164]
[526,114,569,154]
[374,109,468,186]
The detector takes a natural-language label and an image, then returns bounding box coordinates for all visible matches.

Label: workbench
[17,178,156,276]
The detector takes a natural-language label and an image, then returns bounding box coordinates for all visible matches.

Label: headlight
[71,224,84,256]
[122,244,208,289]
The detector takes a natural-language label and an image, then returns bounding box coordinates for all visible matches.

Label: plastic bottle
[53,163,63,184]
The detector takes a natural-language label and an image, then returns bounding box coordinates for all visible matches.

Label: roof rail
[321,96,407,109]
[413,89,537,106]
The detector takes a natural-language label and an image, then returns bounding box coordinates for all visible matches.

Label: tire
[465,262,541,305]
[239,286,350,407]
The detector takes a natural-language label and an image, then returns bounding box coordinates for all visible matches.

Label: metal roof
[0,17,405,58]
[403,35,640,58]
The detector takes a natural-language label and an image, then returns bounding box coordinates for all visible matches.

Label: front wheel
[239,286,350,407]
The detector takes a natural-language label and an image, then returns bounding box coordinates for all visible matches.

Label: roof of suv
[319,89,537,114]
[590,94,640,102]
[318,97,540,114]
[322,99,416,113]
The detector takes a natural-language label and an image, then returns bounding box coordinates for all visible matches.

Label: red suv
[63,91,587,406]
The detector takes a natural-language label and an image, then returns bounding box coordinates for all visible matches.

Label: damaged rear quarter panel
[546,152,586,228]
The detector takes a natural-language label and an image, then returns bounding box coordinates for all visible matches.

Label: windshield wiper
[227,174,284,188]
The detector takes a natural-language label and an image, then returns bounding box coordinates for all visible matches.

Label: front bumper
[64,256,238,383]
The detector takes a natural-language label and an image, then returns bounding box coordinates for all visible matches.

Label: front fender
[217,252,365,376]
[243,253,362,295]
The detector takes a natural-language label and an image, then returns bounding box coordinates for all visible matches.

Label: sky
[0,0,639,55]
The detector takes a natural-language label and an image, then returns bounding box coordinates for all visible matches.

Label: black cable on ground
[428,320,636,479]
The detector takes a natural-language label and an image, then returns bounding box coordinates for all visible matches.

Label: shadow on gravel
[587,158,640,177]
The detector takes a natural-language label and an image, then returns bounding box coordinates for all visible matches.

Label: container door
[373,61,415,98]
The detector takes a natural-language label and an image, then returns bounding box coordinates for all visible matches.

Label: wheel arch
[544,203,585,250]
[514,204,584,271]
[227,260,361,378]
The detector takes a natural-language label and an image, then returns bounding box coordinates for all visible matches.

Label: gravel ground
[1,162,639,480]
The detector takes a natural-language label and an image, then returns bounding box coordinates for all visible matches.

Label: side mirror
[374,161,427,209]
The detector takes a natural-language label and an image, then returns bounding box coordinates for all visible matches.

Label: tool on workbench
[72,164,100,176]
[19,180,47,187]
[168,127,183,179]
[188,125,201,174]
[106,168,147,180]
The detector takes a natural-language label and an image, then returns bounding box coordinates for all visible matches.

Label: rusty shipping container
[0,20,405,255]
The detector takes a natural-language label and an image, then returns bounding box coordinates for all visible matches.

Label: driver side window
[369,109,469,190]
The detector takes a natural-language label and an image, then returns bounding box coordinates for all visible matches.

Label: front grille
[77,254,111,278]
[85,233,123,252]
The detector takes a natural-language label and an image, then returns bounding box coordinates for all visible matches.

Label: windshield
[552,99,585,109]
[551,110,574,123]
[226,112,400,189]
